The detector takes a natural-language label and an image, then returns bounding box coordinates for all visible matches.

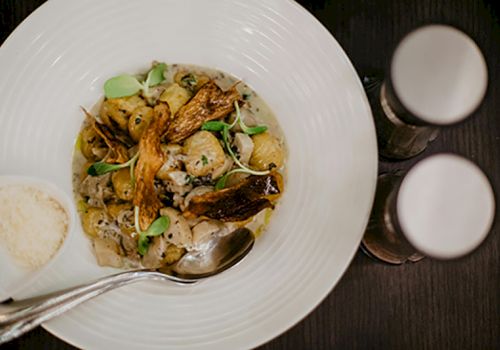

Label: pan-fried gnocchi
[73,62,286,270]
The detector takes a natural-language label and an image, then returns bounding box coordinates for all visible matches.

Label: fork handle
[0,270,192,345]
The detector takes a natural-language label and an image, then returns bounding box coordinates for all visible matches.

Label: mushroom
[233,132,254,165]
[192,220,225,247]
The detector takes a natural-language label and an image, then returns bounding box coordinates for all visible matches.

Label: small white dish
[0,176,76,301]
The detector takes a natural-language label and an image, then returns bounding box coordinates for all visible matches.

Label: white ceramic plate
[0,0,377,348]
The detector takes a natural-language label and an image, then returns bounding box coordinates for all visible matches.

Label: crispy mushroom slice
[82,108,129,164]
[184,173,283,222]
[133,102,172,230]
[93,121,130,164]
[165,81,240,143]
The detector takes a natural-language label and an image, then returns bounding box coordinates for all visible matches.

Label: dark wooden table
[1,1,498,349]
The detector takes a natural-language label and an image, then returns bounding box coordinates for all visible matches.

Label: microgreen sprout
[234,102,268,135]
[87,151,139,177]
[129,152,138,186]
[201,101,270,190]
[135,206,170,256]
[215,168,258,190]
[221,125,269,176]
[103,63,167,99]
[201,120,230,132]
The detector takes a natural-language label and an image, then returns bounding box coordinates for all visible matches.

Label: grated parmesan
[0,185,68,269]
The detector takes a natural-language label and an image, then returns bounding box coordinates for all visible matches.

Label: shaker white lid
[397,154,495,259]
[391,25,488,125]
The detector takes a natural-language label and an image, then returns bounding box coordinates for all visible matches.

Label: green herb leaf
[241,125,268,135]
[87,152,139,177]
[136,215,170,256]
[221,125,241,166]
[87,162,122,176]
[234,100,268,135]
[201,155,208,166]
[222,125,231,150]
[221,123,270,176]
[104,74,143,99]
[207,101,271,190]
[144,216,170,237]
[145,63,166,87]
[137,233,150,256]
[201,120,229,132]
[215,173,229,190]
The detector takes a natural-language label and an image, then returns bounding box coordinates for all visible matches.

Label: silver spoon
[0,227,254,344]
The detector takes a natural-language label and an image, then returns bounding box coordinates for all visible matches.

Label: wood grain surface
[1,1,498,349]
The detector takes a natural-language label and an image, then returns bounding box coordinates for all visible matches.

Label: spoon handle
[0,270,192,345]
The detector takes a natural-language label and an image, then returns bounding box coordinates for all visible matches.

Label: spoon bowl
[171,228,254,279]
[0,228,255,345]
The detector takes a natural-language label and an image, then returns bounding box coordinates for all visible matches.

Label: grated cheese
[0,185,68,269]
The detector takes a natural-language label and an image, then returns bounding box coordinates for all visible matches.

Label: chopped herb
[242,93,251,100]
[180,73,197,88]
[185,174,195,184]
[201,154,208,166]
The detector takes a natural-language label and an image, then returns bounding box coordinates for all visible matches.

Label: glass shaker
[365,25,488,160]
[362,154,495,263]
